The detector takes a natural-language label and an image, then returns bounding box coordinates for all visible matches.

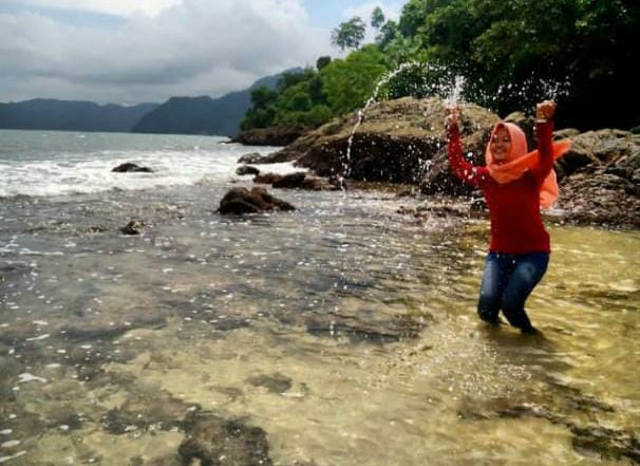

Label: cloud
[8,0,182,18]
[0,0,332,103]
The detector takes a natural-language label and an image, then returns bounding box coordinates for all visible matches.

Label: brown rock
[120,220,144,235]
[253,173,283,185]
[266,97,500,191]
[218,187,295,215]
[236,165,260,176]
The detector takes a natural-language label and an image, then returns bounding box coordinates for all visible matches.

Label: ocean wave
[0,149,242,198]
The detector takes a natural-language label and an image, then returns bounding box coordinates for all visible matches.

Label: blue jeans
[477,252,549,330]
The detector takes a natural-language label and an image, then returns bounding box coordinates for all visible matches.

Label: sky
[0,0,404,105]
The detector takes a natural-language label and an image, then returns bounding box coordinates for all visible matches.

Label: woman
[445,101,571,333]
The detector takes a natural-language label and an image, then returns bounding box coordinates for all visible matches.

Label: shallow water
[1,133,639,466]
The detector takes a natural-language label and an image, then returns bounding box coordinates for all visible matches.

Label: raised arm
[445,109,488,188]
[530,100,556,181]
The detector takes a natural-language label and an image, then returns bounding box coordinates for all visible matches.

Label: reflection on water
[1,183,639,465]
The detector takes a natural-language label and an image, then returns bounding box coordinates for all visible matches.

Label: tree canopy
[243,0,640,131]
[331,17,367,51]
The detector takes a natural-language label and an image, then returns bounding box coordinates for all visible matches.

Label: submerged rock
[458,391,640,465]
[570,424,640,464]
[112,163,153,173]
[218,187,295,215]
[305,313,426,344]
[247,373,293,394]
[178,413,273,466]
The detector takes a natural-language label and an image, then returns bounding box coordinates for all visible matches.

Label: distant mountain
[0,99,159,133]
[132,70,298,137]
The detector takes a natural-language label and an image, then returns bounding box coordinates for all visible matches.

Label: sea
[1,129,639,466]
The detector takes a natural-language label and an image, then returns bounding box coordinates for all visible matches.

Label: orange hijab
[485,122,572,208]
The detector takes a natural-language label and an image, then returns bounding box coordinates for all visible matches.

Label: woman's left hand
[536,100,557,122]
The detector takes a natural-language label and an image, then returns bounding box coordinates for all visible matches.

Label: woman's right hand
[445,105,460,128]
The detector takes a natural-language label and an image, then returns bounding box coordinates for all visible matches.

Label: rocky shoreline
[236,97,640,229]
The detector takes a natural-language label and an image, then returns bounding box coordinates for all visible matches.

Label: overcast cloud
[0,0,402,104]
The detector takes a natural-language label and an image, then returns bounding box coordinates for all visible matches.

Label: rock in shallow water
[120,220,144,235]
[112,163,153,173]
[218,187,295,215]
[236,165,260,176]
[247,373,293,394]
[178,414,273,466]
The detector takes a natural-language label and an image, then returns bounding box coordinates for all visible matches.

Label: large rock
[233,124,310,146]
[556,172,640,227]
[218,187,295,214]
[554,129,639,180]
[265,97,499,190]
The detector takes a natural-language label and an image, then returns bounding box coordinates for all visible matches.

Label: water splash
[340,62,422,184]
[340,62,468,185]
[444,75,466,110]
[338,61,572,185]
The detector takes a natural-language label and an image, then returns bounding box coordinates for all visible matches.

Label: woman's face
[490,126,512,162]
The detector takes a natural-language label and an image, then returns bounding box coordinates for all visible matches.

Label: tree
[371,7,386,29]
[376,20,399,49]
[249,86,278,109]
[331,17,367,51]
[316,56,332,70]
[322,45,389,115]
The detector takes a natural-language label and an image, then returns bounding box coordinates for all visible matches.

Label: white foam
[26,334,50,341]
[17,373,47,383]
[0,138,284,198]
[0,451,27,463]
[1,441,20,448]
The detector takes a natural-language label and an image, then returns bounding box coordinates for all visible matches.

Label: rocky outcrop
[218,187,295,215]
[233,124,310,146]
[263,97,499,189]
[112,163,153,173]
[549,129,640,226]
[249,96,638,227]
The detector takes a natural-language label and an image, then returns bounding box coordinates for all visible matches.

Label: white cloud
[342,1,403,43]
[343,1,403,21]
[0,0,331,103]
[12,0,183,18]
